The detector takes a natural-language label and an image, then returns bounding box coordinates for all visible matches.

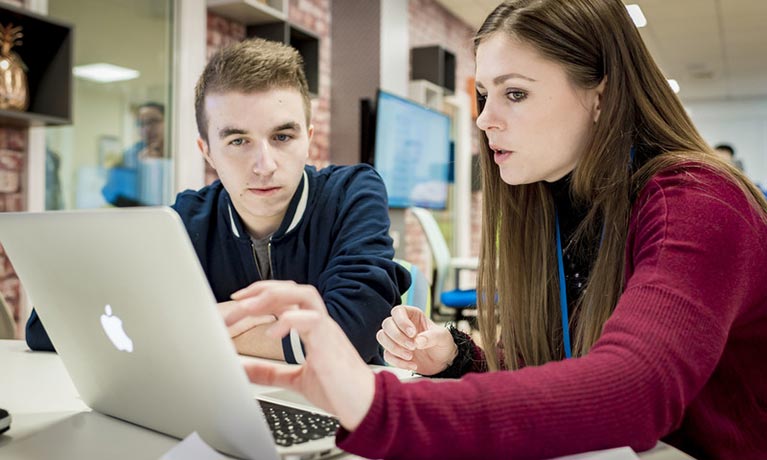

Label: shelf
[246,22,320,96]
[411,46,456,94]
[207,0,319,96]
[0,109,70,128]
[0,3,73,127]
[409,79,445,111]
[207,0,286,25]
[289,24,319,97]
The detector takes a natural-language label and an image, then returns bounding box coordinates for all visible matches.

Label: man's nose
[253,139,277,175]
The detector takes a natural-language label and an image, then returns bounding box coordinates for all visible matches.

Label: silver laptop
[0,207,341,460]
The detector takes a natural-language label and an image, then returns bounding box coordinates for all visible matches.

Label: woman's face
[475,33,604,185]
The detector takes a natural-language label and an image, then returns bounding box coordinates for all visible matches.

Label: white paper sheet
[160,432,227,460]
[550,446,639,460]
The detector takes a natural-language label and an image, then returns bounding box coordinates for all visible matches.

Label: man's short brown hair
[194,38,311,142]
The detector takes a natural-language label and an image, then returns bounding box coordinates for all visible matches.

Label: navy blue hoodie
[26,164,410,364]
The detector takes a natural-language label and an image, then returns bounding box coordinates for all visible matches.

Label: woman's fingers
[264,309,323,343]
[224,281,324,326]
[244,360,301,391]
[390,305,423,337]
[376,329,413,361]
[414,328,450,350]
[417,308,431,331]
[379,316,415,351]
[230,279,291,300]
[383,350,417,371]
[231,281,321,309]
[222,304,258,327]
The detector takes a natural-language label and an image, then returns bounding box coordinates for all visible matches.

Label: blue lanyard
[555,211,572,359]
[555,145,635,359]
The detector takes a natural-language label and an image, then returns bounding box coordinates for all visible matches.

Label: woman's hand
[377,305,457,376]
[226,280,375,431]
[217,299,276,338]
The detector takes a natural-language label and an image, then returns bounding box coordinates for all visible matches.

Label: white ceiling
[434,0,767,102]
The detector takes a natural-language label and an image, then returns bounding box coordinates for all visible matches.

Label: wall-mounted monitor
[373,90,452,209]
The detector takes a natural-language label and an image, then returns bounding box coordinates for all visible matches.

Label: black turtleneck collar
[548,173,588,245]
[548,172,595,315]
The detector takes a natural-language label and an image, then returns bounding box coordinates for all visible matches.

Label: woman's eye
[507,90,527,102]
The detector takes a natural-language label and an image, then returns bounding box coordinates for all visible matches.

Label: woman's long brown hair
[475,0,767,370]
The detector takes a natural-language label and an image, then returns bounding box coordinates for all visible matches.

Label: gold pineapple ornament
[0,22,29,111]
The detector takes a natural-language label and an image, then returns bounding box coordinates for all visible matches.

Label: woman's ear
[593,76,608,123]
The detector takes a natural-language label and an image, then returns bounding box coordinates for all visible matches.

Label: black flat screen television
[372,90,452,210]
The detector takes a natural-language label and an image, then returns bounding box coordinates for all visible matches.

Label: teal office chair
[394,258,431,317]
[409,207,477,326]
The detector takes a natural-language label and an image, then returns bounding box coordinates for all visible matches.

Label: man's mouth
[249,186,281,195]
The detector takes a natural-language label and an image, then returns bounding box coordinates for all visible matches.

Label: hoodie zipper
[267,240,273,278]
[250,237,273,280]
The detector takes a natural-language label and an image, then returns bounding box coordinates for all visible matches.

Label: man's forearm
[232,323,284,360]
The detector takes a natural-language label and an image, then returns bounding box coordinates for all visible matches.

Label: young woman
[225,1,767,458]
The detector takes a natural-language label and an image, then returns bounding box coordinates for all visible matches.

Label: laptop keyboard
[258,400,340,447]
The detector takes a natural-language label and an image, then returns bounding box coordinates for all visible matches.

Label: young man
[25,38,409,364]
[101,102,166,206]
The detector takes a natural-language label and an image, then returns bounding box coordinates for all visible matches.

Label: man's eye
[275,134,292,142]
[230,138,245,146]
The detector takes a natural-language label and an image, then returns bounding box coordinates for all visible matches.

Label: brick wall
[289,0,331,169]
[404,0,482,285]
[0,128,27,337]
[0,0,29,337]
[409,0,476,104]
[206,11,247,61]
[205,0,331,185]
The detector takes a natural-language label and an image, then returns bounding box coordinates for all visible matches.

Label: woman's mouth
[493,149,513,164]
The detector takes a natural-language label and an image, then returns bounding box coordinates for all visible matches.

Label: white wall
[171,0,207,193]
[46,84,126,208]
[380,0,409,97]
[686,97,767,185]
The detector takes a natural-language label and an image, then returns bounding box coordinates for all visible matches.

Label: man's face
[198,89,312,238]
[137,106,164,147]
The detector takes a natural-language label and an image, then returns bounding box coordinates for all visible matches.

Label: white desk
[0,340,694,459]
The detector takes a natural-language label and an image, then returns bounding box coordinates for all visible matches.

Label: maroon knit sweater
[337,166,767,459]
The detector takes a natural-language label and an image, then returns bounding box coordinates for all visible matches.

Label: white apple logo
[100,304,134,352]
